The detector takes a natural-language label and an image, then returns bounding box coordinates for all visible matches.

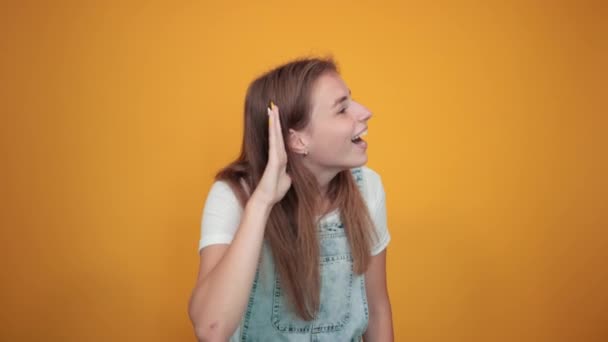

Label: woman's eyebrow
[332,89,352,108]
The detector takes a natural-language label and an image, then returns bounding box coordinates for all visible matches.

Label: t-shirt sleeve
[365,168,391,256]
[198,181,243,253]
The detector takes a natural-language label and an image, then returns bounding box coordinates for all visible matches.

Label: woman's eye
[337,97,354,114]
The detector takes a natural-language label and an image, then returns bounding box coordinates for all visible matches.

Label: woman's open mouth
[351,129,368,148]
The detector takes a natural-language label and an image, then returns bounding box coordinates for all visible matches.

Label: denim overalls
[230,168,369,341]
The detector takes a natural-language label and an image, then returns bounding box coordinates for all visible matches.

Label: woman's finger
[267,107,276,161]
[273,107,285,154]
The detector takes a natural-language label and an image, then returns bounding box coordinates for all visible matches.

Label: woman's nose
[357,103,372,122]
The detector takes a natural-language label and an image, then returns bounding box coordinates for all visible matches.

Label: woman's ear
[288,129,308,155]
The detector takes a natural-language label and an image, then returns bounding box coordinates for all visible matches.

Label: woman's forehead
[310,73,350,113]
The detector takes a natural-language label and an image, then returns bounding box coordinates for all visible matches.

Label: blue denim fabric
[230,168,368,341]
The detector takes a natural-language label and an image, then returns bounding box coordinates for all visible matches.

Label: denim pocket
[271,224,354,334]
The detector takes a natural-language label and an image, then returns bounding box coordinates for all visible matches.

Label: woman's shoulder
[350,165,385,205]
[207,177,250,210]
[206,180,238,204]
[353,165,383,189]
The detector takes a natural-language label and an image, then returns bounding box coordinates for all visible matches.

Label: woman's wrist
[247,192,274,215]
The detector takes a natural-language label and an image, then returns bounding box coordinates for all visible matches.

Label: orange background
[1,1,606,341]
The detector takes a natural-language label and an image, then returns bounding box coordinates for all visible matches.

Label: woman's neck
[316,193,337,216]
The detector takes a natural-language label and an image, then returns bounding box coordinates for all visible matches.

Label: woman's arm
[188,195,272,341]
[188,103,291,341]
[363,249,394,341]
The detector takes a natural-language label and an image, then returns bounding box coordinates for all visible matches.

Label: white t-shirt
[198,166,390,256]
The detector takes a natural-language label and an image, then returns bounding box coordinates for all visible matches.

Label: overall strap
[350,167,365,192]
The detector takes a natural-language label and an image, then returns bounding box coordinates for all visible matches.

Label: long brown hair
[215,57,376,320]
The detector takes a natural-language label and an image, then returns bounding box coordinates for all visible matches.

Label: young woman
[188,57,393,341]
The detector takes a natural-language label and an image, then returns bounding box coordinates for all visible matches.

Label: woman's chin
[351,154,368,168]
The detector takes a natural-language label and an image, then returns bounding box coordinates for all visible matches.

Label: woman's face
[291,72,372,172]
